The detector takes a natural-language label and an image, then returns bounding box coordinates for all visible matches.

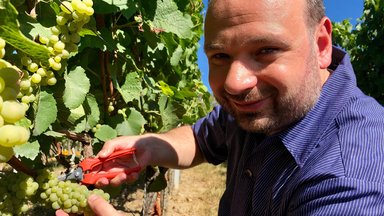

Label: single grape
[61,49,70,59]
[27,62,38,72]
[51,62,62,71]
[0,76,5,93]
[39,36,49,45]
[1,100,26,123]
[70,33,81,43]
[52,201,60,210]
[36,67,47,77]
[31,73,42,84]
[84,7,94,16]
[0,48,5,59]
[60,1,73,14]
[57,15,68,26]
[54,56,62,63]
[49,193,59,202]
[47,77,57,86]
[0,125,30,147]
[108,105,114,112]
[20,56,32,66]
[72,11,84,22]
[0,145,14,162]
[0,115,4,127]
[67,22,77,32]
[19,78,31,90]
[51,26,61,35]
[28,94,36,102]
[0,95,3,110]
[54,41,66,53]
[83,0,93,7]
[50,35,59,44]
[0,38,5,49]
[49,57,56,67]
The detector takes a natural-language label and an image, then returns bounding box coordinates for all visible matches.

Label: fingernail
[88,194,98,202]
[99,150,108,157]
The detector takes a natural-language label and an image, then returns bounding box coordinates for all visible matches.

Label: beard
[214,49,322,135]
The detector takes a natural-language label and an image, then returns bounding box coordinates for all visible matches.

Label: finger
[88,194,121,216]
[55,210,69,216]
[125,172,139,183]
[94,177,110,188]
[109,173,128,186]
[98,136,132,158]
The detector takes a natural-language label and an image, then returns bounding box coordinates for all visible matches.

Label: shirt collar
[277,47,356,167]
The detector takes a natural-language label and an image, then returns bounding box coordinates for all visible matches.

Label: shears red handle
[79,148,141,185]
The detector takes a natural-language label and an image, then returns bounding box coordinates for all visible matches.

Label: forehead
[204,0,307,48]
[206,0,306,25]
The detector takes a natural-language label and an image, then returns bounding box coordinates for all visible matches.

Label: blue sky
[197,0,365,92]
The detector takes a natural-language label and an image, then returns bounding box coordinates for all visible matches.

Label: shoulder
[335,94,384,182]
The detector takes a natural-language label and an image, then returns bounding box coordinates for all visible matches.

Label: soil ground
[165,163,226,216]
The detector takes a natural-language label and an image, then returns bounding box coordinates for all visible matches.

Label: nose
[224,60,257,95]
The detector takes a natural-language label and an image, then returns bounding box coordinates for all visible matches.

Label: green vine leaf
[95,125,117,141]
[152,0,193,39]
[33,91,57,135]
[43,131,65,138]
[116,108,146,136]
[0,0,50,65]
[74,94,100,133]
[63,67,91,109]
[14,141,40,160]
[170,45,183,66]
[94,0,136,15]
[117,72,142,103]
[158,96,183,132]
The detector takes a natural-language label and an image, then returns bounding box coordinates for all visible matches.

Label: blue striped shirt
[192,47,384,215]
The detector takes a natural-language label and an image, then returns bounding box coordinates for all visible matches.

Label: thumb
[87,194,121,216]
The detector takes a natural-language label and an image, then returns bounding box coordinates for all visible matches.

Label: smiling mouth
[231,97,269,112]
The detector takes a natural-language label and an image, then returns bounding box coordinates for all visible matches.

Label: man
[58,0,384,215]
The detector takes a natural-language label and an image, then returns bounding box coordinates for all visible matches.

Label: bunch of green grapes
[0,172,39,215]
[37,169,110,215]
[0,59,30,163]
[17,0,94,105]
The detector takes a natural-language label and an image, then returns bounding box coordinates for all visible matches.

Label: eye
[209,53,230,65]
[259,47,280,55]
[212,53,230,60]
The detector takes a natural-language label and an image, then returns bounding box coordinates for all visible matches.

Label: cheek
[267,62,306,93]
[208,69,226,93]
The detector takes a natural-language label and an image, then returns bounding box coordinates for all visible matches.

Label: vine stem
[7,156,37,178]
[57,130,93,158]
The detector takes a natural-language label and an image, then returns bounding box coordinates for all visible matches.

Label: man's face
[204,0,328,135]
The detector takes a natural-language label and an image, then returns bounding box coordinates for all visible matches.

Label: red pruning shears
[58,148,141,185]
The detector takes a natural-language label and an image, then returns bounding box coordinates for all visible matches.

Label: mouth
[230,97,270,113]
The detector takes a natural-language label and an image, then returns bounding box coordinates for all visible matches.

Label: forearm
[141,125,205,169]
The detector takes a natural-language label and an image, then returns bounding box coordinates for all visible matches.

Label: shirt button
[244,169,253,177]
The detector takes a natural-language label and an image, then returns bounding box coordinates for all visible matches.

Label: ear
[315,17,333,69]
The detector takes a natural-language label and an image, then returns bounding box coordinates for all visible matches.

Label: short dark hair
[207,0,326,27]
[306,0,325,26]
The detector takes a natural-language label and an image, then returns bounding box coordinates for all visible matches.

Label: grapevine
[37,169,109,215]
[0,0,211,214]
[0,172,39,215]
[0,168,110,215]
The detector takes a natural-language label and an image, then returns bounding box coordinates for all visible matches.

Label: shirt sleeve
[192,106,230,165]
[288,177,384,215]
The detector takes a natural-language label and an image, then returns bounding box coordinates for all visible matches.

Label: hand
[94,135,153,187]
[55,194,124,216]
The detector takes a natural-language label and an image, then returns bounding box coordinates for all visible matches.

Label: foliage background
[0,0,212,214]
[332,0,384,104]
